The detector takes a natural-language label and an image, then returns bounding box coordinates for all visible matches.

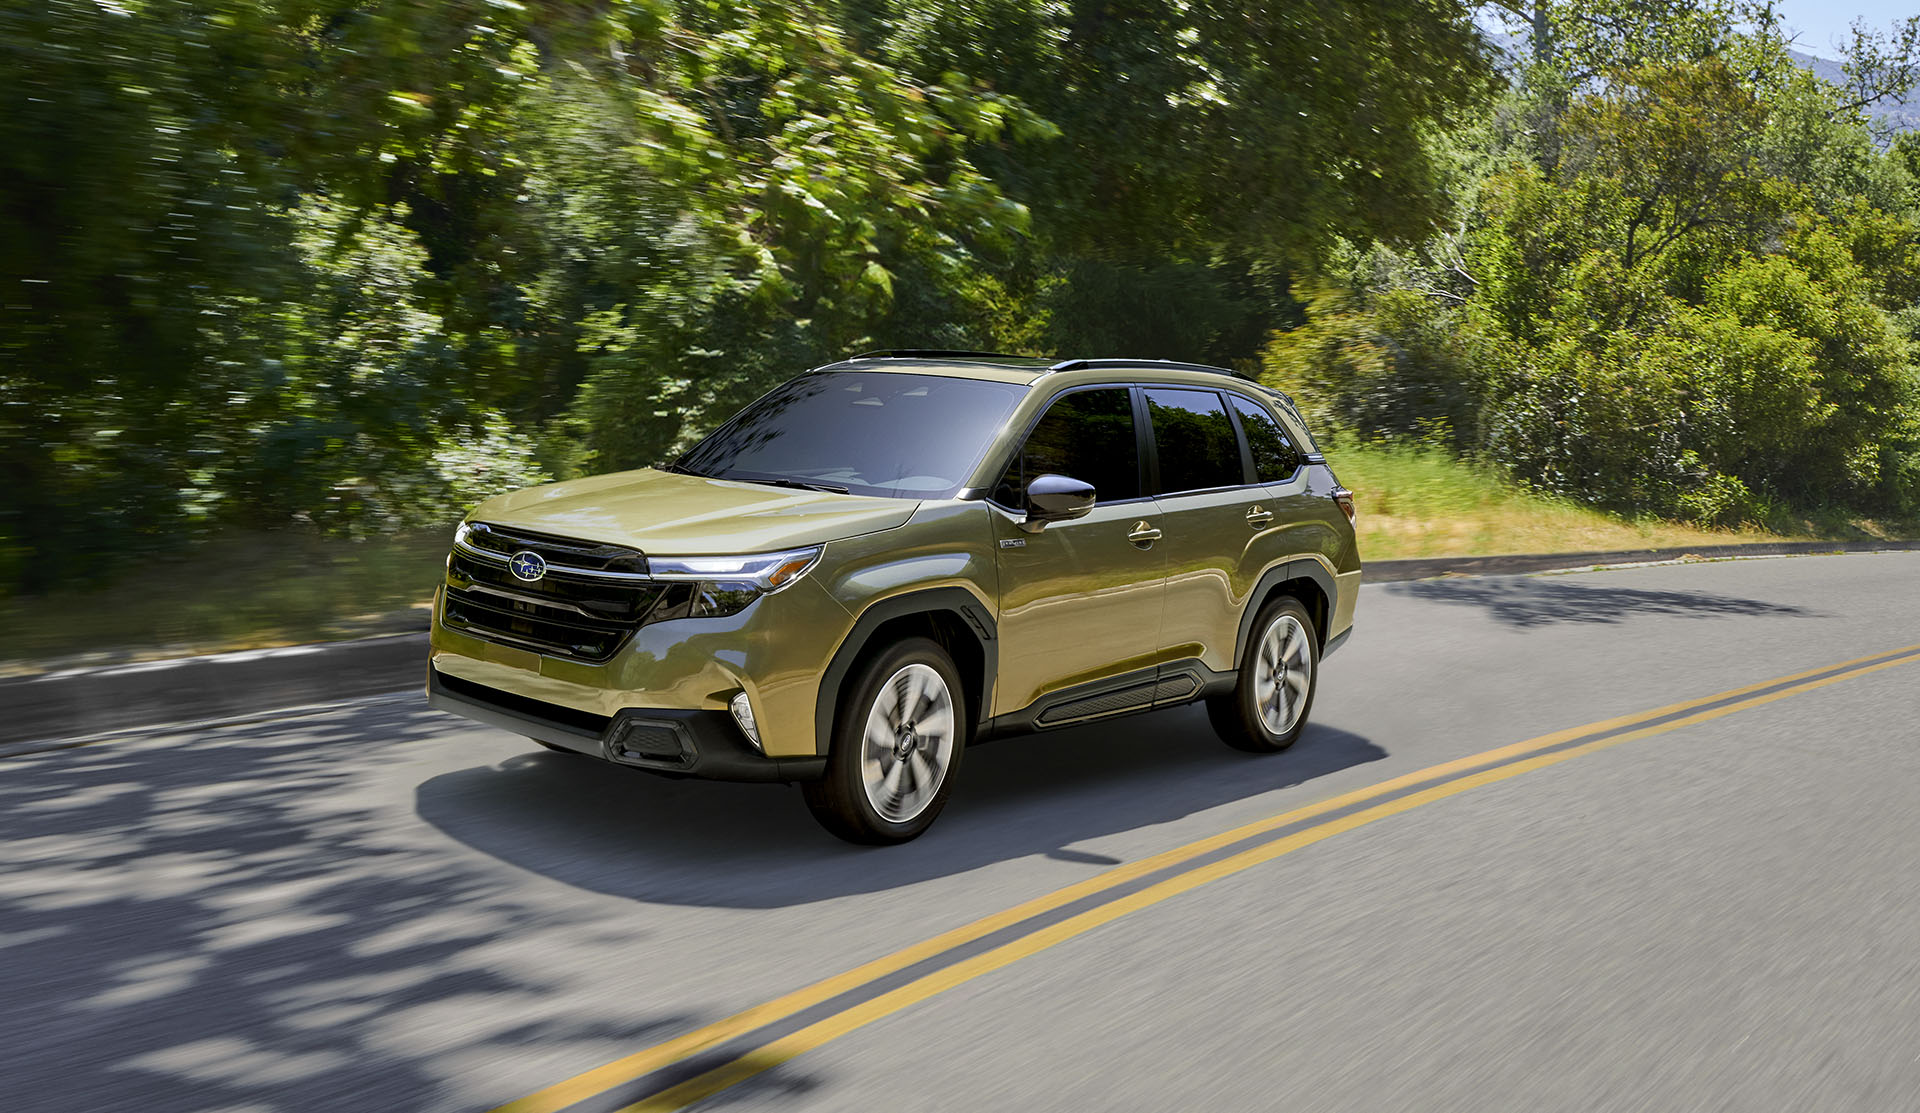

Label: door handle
[1127,521,1162,547]
[1246,505,1274,528]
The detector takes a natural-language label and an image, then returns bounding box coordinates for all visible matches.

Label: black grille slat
[450,552,661,622]
[463,522,645,574]
[443,592,634,662]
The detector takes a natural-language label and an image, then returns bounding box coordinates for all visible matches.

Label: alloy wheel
[858,662,956,823]
[1253,613,1312,737]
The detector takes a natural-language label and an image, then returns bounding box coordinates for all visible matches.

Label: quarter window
[1228,394,1302,482]
[1145,388,1244,494]
[996,388,1140,507]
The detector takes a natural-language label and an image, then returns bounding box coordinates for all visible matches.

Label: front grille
[461,521,646,574]
[445,524,666,662]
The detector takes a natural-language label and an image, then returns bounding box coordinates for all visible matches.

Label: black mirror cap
[1026,473,1096,523]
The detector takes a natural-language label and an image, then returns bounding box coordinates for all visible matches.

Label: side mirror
[1023,473,1096,531]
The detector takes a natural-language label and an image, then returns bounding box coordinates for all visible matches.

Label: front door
[990,386,1166,716]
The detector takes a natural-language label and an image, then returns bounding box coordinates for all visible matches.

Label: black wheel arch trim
[1235,559,1338,669]
[815,587,998,755]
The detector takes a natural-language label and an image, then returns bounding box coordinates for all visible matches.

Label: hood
[469,468,918,555]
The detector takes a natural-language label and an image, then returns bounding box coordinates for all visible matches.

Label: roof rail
[846,349,1033,362]
[1043,357,1257,382]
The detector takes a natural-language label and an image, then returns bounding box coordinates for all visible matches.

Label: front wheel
[803,637,966,844]
[1208,597,1318,753]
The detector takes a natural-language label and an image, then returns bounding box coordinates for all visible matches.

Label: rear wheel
[803,637,965,845]
[1208,596,1318,753]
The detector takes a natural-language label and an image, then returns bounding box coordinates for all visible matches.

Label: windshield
[677,372,1027,499]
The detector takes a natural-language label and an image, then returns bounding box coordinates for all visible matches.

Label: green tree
[871,0,1500,359]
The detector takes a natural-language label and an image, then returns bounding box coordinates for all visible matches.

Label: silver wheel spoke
[862,750,890,795]
[858,662,955,824]
[1251,613,1311,736]
[881,759,909,805]
[897,670,925,722]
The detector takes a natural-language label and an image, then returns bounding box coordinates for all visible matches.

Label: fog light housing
[729,692,761,751]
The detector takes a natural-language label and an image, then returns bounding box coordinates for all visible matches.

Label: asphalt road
[5,552,1919,1113]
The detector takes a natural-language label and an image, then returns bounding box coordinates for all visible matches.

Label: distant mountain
[1481,30,1916,132]
[1785,48,1918,132]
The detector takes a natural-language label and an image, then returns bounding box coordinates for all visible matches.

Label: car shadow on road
[414,705,1386,909]
[1384,575,1815,629]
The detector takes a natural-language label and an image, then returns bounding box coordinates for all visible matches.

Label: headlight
[645,547,821,592]
[641,546,822,622]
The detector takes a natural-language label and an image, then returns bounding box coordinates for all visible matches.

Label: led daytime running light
[646,546,822,592]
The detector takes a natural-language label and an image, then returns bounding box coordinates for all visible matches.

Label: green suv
[428,351,1360,843]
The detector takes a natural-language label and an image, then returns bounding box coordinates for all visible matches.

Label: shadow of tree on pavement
[1384,576,1815,629]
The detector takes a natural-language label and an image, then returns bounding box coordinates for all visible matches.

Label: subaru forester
[428,351,1360,843]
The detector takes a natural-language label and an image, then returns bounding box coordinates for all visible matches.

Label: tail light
[1332,487,1355,522]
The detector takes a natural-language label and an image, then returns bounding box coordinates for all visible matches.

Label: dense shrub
[1264,53,1920,528]
[1261,288,1485,451]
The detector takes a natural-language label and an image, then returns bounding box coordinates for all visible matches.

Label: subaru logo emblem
[509,551,547,583]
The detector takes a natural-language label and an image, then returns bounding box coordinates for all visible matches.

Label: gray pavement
[3,552,1918,1112]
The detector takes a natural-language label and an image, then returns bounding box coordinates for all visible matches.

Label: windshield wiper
[728,475,850,495]
[657,461,701,476]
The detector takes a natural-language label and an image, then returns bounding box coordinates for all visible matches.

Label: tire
[803,637,967,845]
[1208,596,1318,753]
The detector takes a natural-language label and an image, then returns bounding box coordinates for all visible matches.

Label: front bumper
[428,668,827,782]
[428,565,858,758]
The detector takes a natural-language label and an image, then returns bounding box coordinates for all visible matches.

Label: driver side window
[994,388,1141,509]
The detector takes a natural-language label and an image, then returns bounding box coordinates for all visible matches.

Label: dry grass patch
[1332,443,1810,560]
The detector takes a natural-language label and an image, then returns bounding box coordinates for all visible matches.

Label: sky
[1473,3,1915,62]
[1770,0,1916,59]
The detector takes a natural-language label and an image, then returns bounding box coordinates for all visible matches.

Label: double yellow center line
[495,641,1920,1113]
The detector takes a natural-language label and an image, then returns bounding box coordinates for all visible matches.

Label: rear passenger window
[1229,395,1302,482]
[1145,388,1244,494]
[995,388,1141,507]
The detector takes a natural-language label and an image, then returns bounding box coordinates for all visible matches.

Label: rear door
[1143,386,1282,684]
[1225,390,1322,569]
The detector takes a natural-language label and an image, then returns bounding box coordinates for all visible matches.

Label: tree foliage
[1,0,1502,592]
[5,0,1919,595]
[1272,25,1920,528]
